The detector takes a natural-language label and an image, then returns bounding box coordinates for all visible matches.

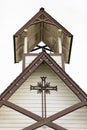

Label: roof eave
[0,52,87,102]
[13,8,73,63]
[68,35,73,63]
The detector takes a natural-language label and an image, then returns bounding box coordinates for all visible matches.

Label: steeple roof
[13,8,73,63]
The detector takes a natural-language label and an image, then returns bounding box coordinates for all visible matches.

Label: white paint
[25,55,37,68]
[24,37,28,53]
[8,63,80,118]
[0,0,87,94]
[24,29,28,32]
[1,63,85,129]
[24,55,63,69]
[58,37,62,54]
[54,107,87,130]
[0,1,87,129]
[51,55,62,67]
[0,105,36,129]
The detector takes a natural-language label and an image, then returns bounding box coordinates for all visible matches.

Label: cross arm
[30,85,41,91]
[46,86,57,91]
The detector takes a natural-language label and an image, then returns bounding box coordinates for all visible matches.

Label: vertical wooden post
[58,29,62,54]
[24,37,28,53]
[58,36,62,54]
[41,77,47,118]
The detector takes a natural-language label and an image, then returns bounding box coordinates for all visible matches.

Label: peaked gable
[0,52,86,102]
[0,52,87,130]
[14,8,72,36]
[14,8,73,63]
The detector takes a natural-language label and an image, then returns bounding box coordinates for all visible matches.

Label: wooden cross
[30,77,57,118]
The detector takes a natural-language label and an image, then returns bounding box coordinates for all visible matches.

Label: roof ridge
[0,52,86,103]
[45,52,87,99]
[14,8,73,37]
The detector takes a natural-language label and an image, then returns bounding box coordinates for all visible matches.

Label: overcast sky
[0,0,87,94]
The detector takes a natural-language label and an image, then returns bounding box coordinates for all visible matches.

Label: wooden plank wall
[54,106,87,130]
[9,63,80,116]
[25,55,37,68]
[24,55,63,69]
[0,105,36,129]
[0,63,82,129]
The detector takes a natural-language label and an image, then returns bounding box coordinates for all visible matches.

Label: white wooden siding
[51,55,62,67]
[24,55,63,69]
[0,105,36,130]
[54,106,87,130]
[9,63,80,118]
[0,63,84,129]
[25,55,37,68]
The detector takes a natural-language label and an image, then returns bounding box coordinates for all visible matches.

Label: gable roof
[0,51,87,130]
[13,8,73,63]
[0,51,86,102]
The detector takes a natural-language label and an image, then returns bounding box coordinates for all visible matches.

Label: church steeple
[13,8,73,70]
[1,8,87,130]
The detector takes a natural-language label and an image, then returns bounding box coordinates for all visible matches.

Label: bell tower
[13,8,73,70]
[1,8,87,130]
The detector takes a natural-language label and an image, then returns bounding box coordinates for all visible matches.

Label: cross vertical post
[30,77,57,118]
[41,77,47,118]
